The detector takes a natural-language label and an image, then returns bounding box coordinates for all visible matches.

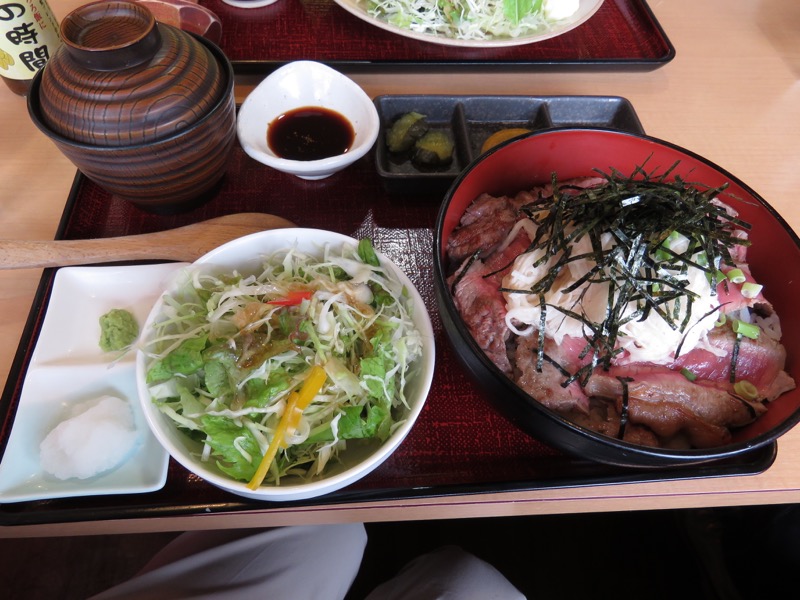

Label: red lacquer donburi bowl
[434,127,800,468]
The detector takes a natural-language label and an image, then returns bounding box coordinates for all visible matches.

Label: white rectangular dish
[0,263,186,503]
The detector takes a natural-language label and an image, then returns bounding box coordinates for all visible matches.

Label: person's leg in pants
[365,544,527,600]
[90,523,367,600]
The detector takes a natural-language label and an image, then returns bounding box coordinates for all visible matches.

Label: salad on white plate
[360,0,587,42]
[140,235,430,494]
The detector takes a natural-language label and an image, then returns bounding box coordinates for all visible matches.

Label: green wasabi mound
[99,308,139,352]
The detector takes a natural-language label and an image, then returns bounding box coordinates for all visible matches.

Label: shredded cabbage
[142,239,424,486]
[365,0,579,41]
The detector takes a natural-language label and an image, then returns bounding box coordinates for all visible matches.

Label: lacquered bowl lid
[37,0,225,147]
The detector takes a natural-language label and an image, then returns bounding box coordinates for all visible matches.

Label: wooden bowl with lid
[27,0,236,213]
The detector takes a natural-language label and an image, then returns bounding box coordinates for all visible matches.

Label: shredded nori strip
[730,332,743,383]
[501,161,750,379]
[450,250,482,296]
[616,376,634,439]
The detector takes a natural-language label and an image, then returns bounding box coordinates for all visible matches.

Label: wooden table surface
[1,0,799,536]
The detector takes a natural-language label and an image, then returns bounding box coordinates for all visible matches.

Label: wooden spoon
[0,213,296,269]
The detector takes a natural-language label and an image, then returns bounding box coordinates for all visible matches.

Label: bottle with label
[0,0,62,96]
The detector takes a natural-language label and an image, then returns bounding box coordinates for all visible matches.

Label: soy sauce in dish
[268,107,354,161]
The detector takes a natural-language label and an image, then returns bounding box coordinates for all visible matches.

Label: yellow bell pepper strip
[281,365,328,448]
[247,392,298,490]
[247,365,327,490]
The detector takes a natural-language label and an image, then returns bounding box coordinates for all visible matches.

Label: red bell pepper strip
[266,290,313,306]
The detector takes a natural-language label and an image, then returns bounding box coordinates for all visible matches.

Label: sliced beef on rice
[451,259,511,373]
[446,176,795,449]
[564,402,662,447]
[512,330,773,448]
[446,193,518,263]
[513,334,590,414]
[449,231,531,374]
[446,177,607,264]
[512,177,607,211]
[512,334,665,446]
[669,326,795,402]
[583,370,763,448]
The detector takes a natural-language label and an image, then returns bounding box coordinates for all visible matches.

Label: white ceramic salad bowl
[136,228,435,501]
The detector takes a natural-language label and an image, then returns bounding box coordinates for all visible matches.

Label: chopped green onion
[655,247,672,262]
[714,312,727,327]
[681,367,697,382]
[727,268,746,284]
[741,282,763,299]
[732,319,760,339]
[707,269,726,286]
[654,231,686,261]
[667,231,689,253]
[733,380,759,400]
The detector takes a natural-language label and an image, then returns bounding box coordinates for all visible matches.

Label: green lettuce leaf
[503,0,542,24]
[244,373,291,409]
[306,403,392,444]
[200,415,260,482]
[176,377,206,416]
[146,335,208,384]
[203,360,231,398]
[357,238,381,267]
[360,328,397,401]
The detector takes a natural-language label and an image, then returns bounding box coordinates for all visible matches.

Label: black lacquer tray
[0,96,774,527]
[204,0,675,72]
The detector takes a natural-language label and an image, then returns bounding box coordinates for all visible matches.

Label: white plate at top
[0,263,186,503]
[333,0,604,48]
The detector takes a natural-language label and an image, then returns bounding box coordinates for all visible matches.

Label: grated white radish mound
[40,395,139,480]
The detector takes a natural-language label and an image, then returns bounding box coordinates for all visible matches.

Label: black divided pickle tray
[375,95,646,194]
[0,96,777,526]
